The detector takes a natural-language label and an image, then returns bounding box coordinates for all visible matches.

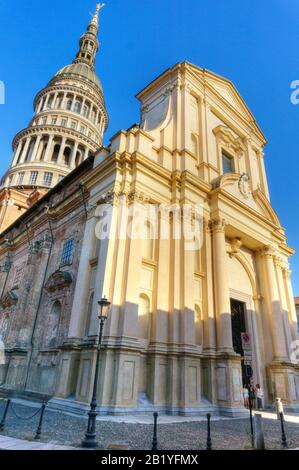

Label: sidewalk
[0,435,76,450]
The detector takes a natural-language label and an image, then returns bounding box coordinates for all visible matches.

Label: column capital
[259,244,277,259]
[209,218,227,233]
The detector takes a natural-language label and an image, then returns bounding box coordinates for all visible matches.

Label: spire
[88,3,105,35]
[73,3,105,70]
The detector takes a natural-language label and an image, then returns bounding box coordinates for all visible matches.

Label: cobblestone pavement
[0,400,298,450]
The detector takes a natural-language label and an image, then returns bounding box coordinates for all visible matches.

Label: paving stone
[0,401,298,450]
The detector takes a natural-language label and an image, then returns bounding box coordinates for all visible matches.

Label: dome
[51,63,103,93]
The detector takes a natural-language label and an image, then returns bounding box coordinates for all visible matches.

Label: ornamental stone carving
[45,270,73,293]
[239,173,251,199]
[0,290,18,309]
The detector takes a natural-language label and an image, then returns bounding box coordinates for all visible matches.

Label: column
[62,93,67,110]
[152,209,170,344]
[52,92,58,109]
[180,207,195,346]
[68,212,98,339]
[12,141,23,166]
[19,137,31,163]
[44,94,50,109]
[43,135,54,162]
[120,198,144,338]
[260,246,288,361]
[57,137,67,165]
[70,141,79,167]
[211,218,234,353]
[95,109,100,126]
[71,95,77,112]
[83,147,89,160]
[202,220,216,351]
[275,257,293,358]
[37,98,43,114]
[31,135,42,161]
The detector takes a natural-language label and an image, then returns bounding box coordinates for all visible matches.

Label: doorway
[230,298,251,385]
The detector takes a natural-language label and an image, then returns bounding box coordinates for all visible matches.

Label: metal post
[0,399,11,431]
[206,413,212,450]
[254,413,265,450]
[82,316,106,448]
[249,396,254,447]
[34,403,46,440]
[152,412,158,451]
[279,412,288,449]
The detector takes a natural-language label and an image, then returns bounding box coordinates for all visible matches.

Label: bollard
[279,412,288,449]
[249,397,254,447]
[0,399,11,431]
[206,413,212,450]
[34,403,46,440]
[254,413,265,450]
[152,412,158,451]
[275,398,284,420]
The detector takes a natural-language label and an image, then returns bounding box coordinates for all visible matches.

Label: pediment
[212,173,281,227]
[0,290,18,309]
[185,62,266,142]
[45,270,72,293]
[253,189,281,227]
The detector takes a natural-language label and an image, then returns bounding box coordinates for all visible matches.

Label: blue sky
[0,0,298,294]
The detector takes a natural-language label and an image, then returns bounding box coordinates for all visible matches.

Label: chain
[9,403,44,421]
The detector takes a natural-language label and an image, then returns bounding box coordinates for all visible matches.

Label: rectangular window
[61,118,67,127]
[51,116,57,125]
[71,121,77,130]
[42,116,47,125]
[17,172,25,185]
[29,171,38,185]
[222,152,234,174]
[60,239,75,266]
[43,172,53,187]
[80,126,86,134]
[7,175,13,186]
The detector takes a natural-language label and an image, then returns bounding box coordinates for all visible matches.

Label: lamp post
[81,296,111,449]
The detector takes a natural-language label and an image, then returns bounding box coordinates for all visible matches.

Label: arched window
[74,101,82,114]
[63,146,71,165]
[83,104,90,118]
[142,221,154,260]
[194,305,202,346]
[138,294,150,340]
[47,301,61,348]
[66,98,73,111]
[85,292,94,337]
[52,144,60,162]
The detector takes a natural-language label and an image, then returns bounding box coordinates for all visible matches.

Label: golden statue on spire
[96,3,105,13]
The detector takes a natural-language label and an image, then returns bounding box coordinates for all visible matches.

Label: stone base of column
[214,353,247,416]
[54,350,81,399]
[268,361,299,408]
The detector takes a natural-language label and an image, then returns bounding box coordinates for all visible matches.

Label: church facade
[0,6,298,416]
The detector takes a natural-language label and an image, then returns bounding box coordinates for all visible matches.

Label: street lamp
[81,296,111,448]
